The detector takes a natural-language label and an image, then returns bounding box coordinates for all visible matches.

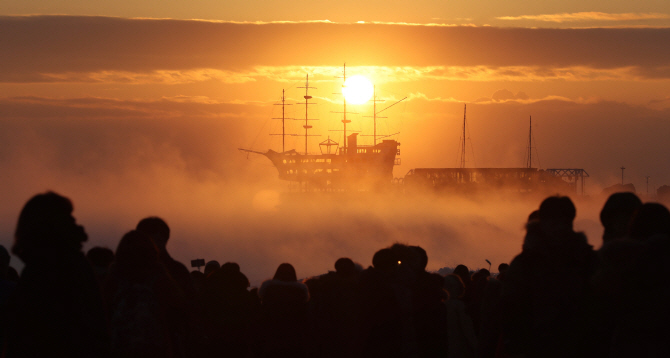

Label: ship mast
[373,85,376,145]
[297,75,317,155]
[342,64,350,152]
[460,104,466,168]
[364,90,407,145]
[331,64,358,153]
[271,89,293,153]
[526,116,532,168]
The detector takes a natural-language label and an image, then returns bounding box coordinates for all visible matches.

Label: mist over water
[0,167,606,287]
[0,106,614,286]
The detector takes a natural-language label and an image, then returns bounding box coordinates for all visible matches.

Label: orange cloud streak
[498,12,670,23]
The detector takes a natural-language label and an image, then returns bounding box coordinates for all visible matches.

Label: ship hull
[264,139,399,191]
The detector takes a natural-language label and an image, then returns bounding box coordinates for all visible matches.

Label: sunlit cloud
[498,12,670,23]
[257,65,669,83]
[30,65,665,85]
[0,96,265,119]
[40,69,257,84]
[132,16,464,27]
[365,21,468,27]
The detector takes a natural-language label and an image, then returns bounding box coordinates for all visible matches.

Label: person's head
[444,274,465,299]
[600,192,642,242]
[334,257,356,277]
[13,192,87,262]
[629,203,670,241]
[410,246,428,271]
[372,248,399,273]
[391,243,421,272]
[273,263,297,282]
[472,268,490,282]
[214,262,250,289]
[114,230,159,268]
[223,262,249,288]
[497,263,509,274]
[539,196,576,226]
[221,262,241,273]
[453,264,471,283]
[86,246,115,269]
[136,217,170,248]
[204,260,220,277]
[527,210,540,224]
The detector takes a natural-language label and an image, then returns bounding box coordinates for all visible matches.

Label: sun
[343,75,374,104]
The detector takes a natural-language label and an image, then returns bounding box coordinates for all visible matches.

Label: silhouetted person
[104,230,187,358]
[190,270,206,293]
[629,202,670,241]
[335,257,357,277]
[0,245,16,298]
[5,192,109,357]
[0,245,17,355]
[204,260,220,277]
[195,262,258,358]
[497,263,509,281]
[406,246,448,358]
[252,263,309,358]
[590,192,644,356]
[307,257,363,358]
[610,202,670,357]
[87,246,115,288]
[466,268,490,334]
[600,192,642,244]
[444,274,475,358]
[502,196,597,358]
[359,248,406,358]
[136,217,196,300]
[453,264,472,297]
[477,272,505,358]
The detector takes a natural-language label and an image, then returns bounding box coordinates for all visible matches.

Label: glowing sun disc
[343,75,374,104]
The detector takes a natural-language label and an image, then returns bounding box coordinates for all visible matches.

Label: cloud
[490,89,529,102]
[37,69,258,84]
[2,16,670,83]
[7,64,669,85]
[497,12,670,23]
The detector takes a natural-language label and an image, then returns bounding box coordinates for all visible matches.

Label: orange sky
[1,6,670,280]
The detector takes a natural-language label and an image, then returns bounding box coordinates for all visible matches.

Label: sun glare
[343,75,374,104]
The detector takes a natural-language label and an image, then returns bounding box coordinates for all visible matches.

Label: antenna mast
[460,104,466,168]
[297,75,317,155]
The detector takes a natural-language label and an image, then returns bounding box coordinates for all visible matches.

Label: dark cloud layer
[2,16,670,82]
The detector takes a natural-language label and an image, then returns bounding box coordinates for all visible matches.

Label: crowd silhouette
[1,191,670,357]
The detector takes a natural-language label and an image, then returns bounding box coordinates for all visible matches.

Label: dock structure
[404,167,589,195]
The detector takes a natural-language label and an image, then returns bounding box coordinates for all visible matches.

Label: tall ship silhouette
[241,66,590,195]
[240,65,404,191]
